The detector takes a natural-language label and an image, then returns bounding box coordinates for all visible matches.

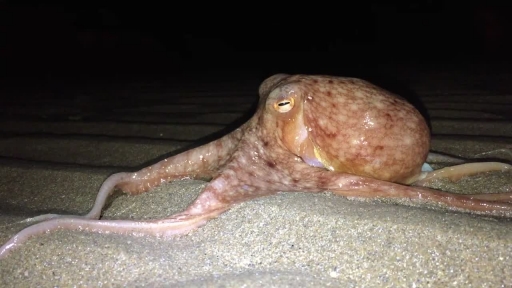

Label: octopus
[1,74,511,258]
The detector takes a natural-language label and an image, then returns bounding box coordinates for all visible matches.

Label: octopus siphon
[1,74,511,258]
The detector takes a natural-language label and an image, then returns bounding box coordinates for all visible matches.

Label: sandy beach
[0,70,511,287]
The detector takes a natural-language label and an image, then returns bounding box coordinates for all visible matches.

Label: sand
[0,71,511,287]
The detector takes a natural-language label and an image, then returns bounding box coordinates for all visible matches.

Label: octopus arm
[21,129,243,225]
[0,169,257,259]
[300,169,512,217]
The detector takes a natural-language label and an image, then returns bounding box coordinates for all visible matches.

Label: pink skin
[1,74,511,258]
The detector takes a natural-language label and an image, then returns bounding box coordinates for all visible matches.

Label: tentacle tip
[0,242,17,260]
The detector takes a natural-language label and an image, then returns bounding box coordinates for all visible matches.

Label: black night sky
[1,2,511,91]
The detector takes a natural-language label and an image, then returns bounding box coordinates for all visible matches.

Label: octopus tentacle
[18,129,244,225]
[0,163,281,259]
[116,128,244,195]
[0,206,231,259]
[0,179,236,259]
[413,162,511,185]
[465,192,512,202]
[299,169,512,217]
[23,172,132,223]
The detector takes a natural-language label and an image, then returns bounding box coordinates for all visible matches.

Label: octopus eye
[273,97,294,113]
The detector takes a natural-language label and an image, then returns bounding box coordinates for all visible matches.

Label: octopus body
[1,74,511,258]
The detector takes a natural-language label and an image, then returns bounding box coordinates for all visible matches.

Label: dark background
[0,1,511,95]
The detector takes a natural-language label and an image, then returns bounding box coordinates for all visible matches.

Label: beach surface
[0,69,511,287]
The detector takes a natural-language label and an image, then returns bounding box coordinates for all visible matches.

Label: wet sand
[0,71,511,287]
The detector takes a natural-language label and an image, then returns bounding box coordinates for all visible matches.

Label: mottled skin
[271,75,430,183]
[1,74,511,259]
